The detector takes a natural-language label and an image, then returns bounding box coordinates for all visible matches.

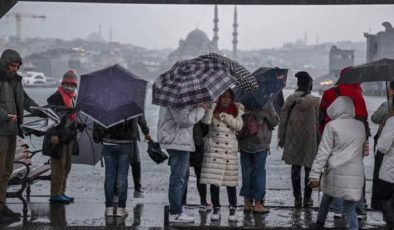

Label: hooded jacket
[278,91,320,167]
[377,116,394,184]
[0,49,38,136]
[310,96,366,201]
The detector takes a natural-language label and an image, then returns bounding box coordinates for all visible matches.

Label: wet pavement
[3,88,390,229]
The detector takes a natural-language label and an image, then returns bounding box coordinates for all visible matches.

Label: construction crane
[5,12,46,43]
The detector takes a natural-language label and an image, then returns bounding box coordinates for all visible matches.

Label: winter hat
[0,49,22,69]
[62,70,78,86]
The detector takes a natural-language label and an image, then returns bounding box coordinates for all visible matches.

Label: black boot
[294,197,302,208]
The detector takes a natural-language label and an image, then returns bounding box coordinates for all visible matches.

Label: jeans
[183,166,207,205]
[103,144,132,208]
[317,193,358,230]
[210,185,237,208]
[240,150,268,200]
[168,149,190,215]
[291,165,312,200]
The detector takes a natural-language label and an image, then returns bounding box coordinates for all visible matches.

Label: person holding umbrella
[0,49,39,223]
[45,70,79,204]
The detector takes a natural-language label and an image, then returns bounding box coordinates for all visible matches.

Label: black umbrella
[147,141,168,164]
[76,64,148,128]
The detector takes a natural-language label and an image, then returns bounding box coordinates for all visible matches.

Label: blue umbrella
[76,64,148,128]
[235,67,288,111]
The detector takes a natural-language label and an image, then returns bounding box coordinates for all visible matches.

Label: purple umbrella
[76,64,148,128]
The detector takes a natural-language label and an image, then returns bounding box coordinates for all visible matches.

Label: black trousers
[371,151,385,209]
[130,161,141,192]
[210,185,237,208]
[291,165,312,199]
[378,179,394,227]
[183,166,207,205]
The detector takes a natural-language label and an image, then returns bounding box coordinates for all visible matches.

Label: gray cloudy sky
[0,2,394,50]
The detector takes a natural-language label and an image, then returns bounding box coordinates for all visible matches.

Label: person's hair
[219,89,235,102]
[297,77,313,92]
[390,81,394,91]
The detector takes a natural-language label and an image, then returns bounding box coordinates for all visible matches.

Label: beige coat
[200,103,244,187]
[310,97,366,201]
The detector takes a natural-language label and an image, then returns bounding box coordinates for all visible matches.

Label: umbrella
[72,113,103,165]
[147,141,168,164]
[235,67,288,111]
[76,64,148,128]
[152,54,236,110]
[21,106,61,137]
[336,58,394,84]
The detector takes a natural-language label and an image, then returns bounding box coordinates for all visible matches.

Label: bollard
[164,205,169,227]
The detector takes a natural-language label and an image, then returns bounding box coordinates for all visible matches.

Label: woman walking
[200,89,244,222]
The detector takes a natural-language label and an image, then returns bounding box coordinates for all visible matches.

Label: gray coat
[310,97,366,201]
[371,98,393,125]
[0,49,38,136]
[278,91,320,167]
[377,116,394,184]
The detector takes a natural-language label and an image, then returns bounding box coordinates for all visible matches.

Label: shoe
[199,203,212,212]
[62,194,74,202]
[49,195,71,204]
[310,222,325,230]
[244,199,253,212]
[169,212,195,223]
[294,198,302,208]
[115,207,128,217]
[1,206,21,222]
[253,201,270,214]
[105,207,115,216]
[303,198,313,208]
[211,207,220,221]
[356,209,367,219]
[134,190,144,198]
[228,207,237,222]
[333,213,343,219]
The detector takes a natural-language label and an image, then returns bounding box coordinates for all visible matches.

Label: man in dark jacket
[0,49,39,223]
[45,70,79,204]
[93,115,151,217]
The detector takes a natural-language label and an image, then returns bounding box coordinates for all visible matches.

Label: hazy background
[1,2,394,50]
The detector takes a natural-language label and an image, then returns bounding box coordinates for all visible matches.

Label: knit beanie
[62,70,78,86]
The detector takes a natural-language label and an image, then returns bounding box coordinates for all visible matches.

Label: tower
[304,31,308,45]
[212,4,219,48]
[232,6,238,60]
[109,25,113,42]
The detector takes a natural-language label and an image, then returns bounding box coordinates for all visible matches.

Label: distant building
[363,22,394,95]
[329,45,354,77]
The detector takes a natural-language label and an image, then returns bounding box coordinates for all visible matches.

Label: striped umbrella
[152,54,236,110]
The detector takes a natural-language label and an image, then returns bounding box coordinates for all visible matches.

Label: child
[309,96,366,230]
[200,89,244,222]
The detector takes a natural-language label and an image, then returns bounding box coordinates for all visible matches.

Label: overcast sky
[0,2,394,50]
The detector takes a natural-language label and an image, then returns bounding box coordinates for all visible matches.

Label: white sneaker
[211,208,221,221]
[228,207,237,222]
[115,207,128,217]
[169,212,195,223]
[105,207,114,216]
[199,203,213,212]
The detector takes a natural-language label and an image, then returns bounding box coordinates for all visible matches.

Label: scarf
[214,103,238,117]
[58,86,77,121]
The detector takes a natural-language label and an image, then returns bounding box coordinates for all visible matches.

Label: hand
[145,134,153,142]
[199,102,210,110]
[308,180,320,188]
[7,114,17,123]
[213,113,220,120]
[278,140,284,149]
[51,136,59,145]
[363,140,369,156]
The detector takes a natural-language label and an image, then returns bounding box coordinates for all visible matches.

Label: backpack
[238,112,260,139]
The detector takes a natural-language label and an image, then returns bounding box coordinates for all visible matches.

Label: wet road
[5,88,388,229]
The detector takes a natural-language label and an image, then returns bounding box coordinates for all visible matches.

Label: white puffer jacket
[200,103,244,187]
[310,97,366,201]
[377,116,394,184]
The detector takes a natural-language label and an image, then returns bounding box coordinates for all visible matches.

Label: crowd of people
[0,48,393,229]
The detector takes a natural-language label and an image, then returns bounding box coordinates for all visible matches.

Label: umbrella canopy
[336,58,394,84]
[235,67,288,111]
[76,64,148,128]
[72,113,103,166]
[147,141,168,164]
[152,54,237,110]
[21,106,61,137]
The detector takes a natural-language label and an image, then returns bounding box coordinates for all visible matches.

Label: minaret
[212,5,219,49]
[304,31,308,45]
[99,24,102,37]
[109,25,113,42]
[232,6,238,60]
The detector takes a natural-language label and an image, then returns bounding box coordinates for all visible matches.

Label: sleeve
[23,89,39,113]
[93,122,105,143]
[0,107,8,122]
[219,104,244,131]
[170,107,206,128]
[377,118,394,154]
[277,97,292,143]
[263,101,279,128]
[138,115,150,135]
[201,104,214,125]
[309,124,335,180]
[371,102,389,125]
